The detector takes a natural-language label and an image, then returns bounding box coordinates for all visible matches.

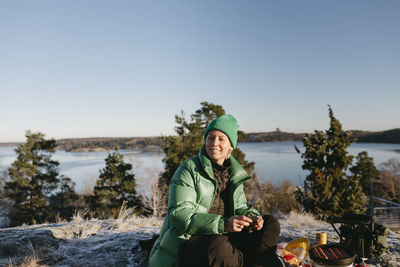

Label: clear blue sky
[1,0,399,142]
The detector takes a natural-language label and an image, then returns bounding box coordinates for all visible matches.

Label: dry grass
[7,245,48,267]
[50,205,162,240]
[55,213,67,224]
[72,208,90,223]
[283,211,329,229]
[112,202,135,232]
[7,257,47,267]
[75,219,102,239]
[49,218,102,240]
[58,208,102,239]
[112,202,162,232]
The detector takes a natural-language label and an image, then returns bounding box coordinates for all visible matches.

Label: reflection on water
[1,142,400,197]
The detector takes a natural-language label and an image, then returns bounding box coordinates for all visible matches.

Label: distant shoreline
[1,128,399,151]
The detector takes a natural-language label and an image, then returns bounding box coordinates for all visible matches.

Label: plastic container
[316,232,327,246]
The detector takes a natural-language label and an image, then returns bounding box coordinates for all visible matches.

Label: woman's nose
[210,138,219,146]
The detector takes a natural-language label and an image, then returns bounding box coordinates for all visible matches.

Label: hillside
[0,212,399,266]
[55,136,162,152]
[245,131,305,142]
[1,129,399,151]
[246,128,400,144]
[351,128,400,144]
[52,128,400,152]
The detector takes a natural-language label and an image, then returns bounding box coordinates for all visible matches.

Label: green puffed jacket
[148,147,259,267]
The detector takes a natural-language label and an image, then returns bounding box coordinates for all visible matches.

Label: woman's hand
[224,215,253,232]
[252,216,264,231]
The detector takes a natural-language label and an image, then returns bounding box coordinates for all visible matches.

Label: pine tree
[0,170,12,223]
[157,101,258,215]
[295,106,366,219]
[350,151,380,195]
[89,147,144,218]
[50,175,78,219]
[5,131,60,225]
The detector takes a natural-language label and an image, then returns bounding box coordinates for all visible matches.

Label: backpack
[331,213,389,259]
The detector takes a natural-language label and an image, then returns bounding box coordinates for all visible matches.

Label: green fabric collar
[229,155,252,186]
[198,146,251,186]
[199,146,214,181]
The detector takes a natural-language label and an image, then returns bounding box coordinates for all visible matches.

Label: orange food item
[329,248,339,259]
[313,248,323,259]
[317,247,328,259]
[334,247,343,258]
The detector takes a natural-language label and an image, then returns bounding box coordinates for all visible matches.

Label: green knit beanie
[204,114,238,149]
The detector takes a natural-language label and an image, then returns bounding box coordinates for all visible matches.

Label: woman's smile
[205,130,233,165]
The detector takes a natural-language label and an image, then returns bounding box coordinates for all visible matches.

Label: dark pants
[180,215,282,267]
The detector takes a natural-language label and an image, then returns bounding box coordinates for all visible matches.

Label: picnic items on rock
[278,220,385,267]
[277,235,357,267]
[316,232,327,246]
[276,242,301,266]
[330,213,388,259]
[309,244,355,266]
[276,237,310,266]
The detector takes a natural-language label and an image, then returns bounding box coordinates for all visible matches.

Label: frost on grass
[7,256,46,267]
[71,208,90,223]
[278,211,336,245]
[6,243,48,267]
[50,209,103,240]
[7,255,47,267]
[281,211,330,229]
[1,209,398,266]
[0,205,162,267]
[111,202,162,233]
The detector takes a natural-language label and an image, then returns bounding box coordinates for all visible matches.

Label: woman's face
[205,130,233,165]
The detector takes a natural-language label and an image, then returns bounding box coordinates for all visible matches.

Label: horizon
[1,1,399,143]
[0,127,398,145]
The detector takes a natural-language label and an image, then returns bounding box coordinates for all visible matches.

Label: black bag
[331,213,389,259]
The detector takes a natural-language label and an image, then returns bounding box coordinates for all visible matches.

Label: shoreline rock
[1,214,399,266]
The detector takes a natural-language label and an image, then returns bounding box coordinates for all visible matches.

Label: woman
[149,114,282,267]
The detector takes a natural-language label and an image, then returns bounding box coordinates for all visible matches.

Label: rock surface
[0,217,161,267]
[0,213,399,266]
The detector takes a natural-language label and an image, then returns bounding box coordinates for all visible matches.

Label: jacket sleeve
[234,184,261,217]
[168,161,225,235]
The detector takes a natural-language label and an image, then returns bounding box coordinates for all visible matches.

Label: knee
[180,235,235,267]
[262,215,280,245]
[207,235,231,256]
[263,215,280,233]
[206,235,243,266]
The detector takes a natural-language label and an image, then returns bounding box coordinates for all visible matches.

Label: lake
[1,142,400,197]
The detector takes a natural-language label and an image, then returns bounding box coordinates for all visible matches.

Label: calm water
[1,142,399,197]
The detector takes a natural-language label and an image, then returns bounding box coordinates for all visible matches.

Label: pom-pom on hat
[204,114,238,149]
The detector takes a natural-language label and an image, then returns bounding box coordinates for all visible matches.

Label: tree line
[6,124,396,153]
[0,102,399,226]
[56,136,162,152]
